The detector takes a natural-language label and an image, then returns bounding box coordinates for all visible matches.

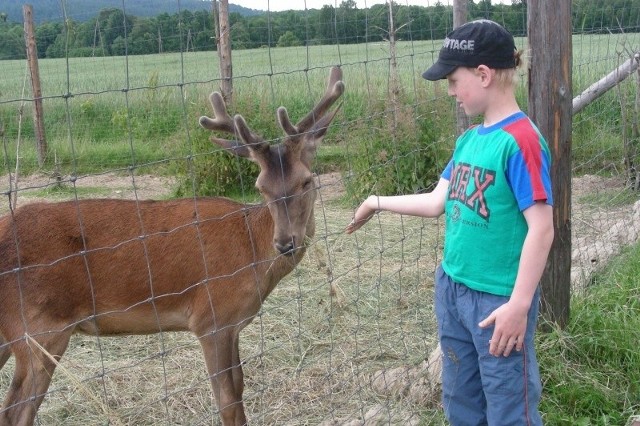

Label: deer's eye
[302,179,314,190]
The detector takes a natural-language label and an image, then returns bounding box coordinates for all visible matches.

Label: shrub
[173,129,259,199]
[344,103,453,202]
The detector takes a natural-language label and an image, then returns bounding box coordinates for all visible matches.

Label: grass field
[1,31,640,424]
[0,46,434,178]
[1,32,638,178]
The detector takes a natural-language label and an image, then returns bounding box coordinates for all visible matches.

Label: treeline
[0,0,638,61]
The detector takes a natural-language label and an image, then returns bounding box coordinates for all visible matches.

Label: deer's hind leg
[0,330,73,426]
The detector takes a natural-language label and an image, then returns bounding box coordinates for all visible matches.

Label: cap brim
[422,62,457,81]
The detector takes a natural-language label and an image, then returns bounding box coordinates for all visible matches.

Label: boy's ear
[476,65,493,87]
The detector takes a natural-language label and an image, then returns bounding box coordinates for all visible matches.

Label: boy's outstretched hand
[345,195,378,234]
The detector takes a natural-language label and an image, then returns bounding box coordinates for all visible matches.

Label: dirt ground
[0,172,176,212]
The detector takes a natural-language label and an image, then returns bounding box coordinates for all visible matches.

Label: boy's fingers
[488,335,523,357]
[478,312,495,328]
[514,334,525,352]
[345,218,363,233]
[502,337,518,357]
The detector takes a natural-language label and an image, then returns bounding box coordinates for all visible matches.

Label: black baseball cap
[422,19,517,81]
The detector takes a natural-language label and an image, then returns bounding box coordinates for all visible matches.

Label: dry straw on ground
[0,171,637,424]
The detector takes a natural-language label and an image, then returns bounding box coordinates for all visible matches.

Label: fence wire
[0,1,639,425]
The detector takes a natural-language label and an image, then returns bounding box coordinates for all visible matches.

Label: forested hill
[0,0,637,61]
[2,0,261,23]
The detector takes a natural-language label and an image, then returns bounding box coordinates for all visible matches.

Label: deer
[0,66,344,426]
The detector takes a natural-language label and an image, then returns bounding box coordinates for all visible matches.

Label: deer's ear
[210,137,252,158]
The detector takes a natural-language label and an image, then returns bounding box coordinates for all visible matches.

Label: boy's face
[446,66,489,117]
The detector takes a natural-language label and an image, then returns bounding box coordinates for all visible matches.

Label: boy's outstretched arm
[345,177,449,234]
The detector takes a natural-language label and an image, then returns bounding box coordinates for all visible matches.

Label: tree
[340,0,357,9]
[111,35,126,55]
[271,11,304,47]
[277,30,301,47]
[35,21,63,57]
[337,0,358,43]
[230,18,251,49]
[155,13,180,52]
[45,33,66,58]
[190,10,215,51]
[129,17,156,54]
[316,5,335,44]
[0,22,25,60]
[475,0,495,18]
[98,8,133,50]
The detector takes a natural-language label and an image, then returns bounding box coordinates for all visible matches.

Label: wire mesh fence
[0,1,639,424]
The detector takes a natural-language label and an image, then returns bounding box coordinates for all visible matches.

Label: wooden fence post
[453,0,470,135]
[23,4,47,167]
[213,0,233,104]
[527,0,573,328]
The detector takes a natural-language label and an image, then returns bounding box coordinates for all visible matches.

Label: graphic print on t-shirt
[447,162,496,221]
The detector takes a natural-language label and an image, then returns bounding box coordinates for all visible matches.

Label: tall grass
[538,243,640,425]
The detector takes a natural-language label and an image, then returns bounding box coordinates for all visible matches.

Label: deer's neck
[247,204,315,300]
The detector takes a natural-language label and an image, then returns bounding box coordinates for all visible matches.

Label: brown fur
[0,67,344,426]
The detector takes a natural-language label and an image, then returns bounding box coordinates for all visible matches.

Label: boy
[346,20,554,425]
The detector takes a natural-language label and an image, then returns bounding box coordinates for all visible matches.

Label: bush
[174,129,259,199]
[344,103,452,202]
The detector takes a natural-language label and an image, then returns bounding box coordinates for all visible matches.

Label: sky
[231,1,510,13]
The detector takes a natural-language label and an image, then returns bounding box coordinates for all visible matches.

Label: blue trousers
[434,265,543,426]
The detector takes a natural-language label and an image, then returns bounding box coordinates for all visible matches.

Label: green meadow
[0,33,636,179]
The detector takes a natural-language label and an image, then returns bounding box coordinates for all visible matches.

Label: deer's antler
[200,67,344,162]
[199,92,266,158]
[200,91,238,134]
[278,67,345,136]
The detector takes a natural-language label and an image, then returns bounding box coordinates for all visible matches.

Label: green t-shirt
[440,112,553,296]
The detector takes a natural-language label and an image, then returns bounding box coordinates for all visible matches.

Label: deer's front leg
[1,331,72,426]
[199,328,247,426]
[0,336,11,370]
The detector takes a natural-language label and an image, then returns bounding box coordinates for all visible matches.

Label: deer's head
[199,67,344,256]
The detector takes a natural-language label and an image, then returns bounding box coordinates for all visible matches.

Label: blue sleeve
[506,150,553,211]
[441,159,453,181]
